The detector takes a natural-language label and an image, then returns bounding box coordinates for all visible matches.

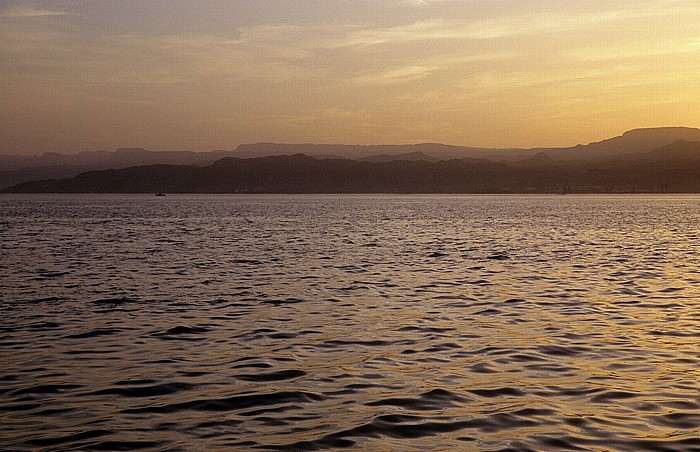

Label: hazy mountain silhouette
[0,150,110,171]
[5,138,700,194]
[229,127,700,162]
[0,147,236,170]
[507,152,558,169]
[357,151,438,163]
[232,142,489,160]
[640,139,700,163]
[541,127,700,161]
[0,148,234,189]
[3,127,700,191]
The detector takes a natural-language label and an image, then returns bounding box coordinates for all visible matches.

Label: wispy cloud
[353,65,437,85]
[3,2,697,87]
[1,1,698,151]
[0,6,71,17]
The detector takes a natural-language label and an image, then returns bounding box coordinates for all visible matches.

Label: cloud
[2,2,697,90]
[1,1,698,151]
[353,65,437,85]
[0,6,70,17]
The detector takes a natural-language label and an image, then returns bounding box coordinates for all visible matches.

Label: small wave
[422,342,463,353]
[265,411,544,450]
[12,383,81,396]
[533,435,588,451]
[469,387,524,398]
[487,252,509,260]
[27,296,66,303]
[26,429,112,447]
[33,270,70,280]
[537,345,589,357]
[468,363,498,374]
[27,321,60,329]
[261,297,305,305]
[589,390,639,403]
[649,329,700,337]
[87,440,161,450]
[649,412,700,429]
[0,402,41,412]
[85,382,197,398]
[91,297,139,306]
[233,362,274,370]
[235,370,307,382]
[64,328,121,339]
[123,391,326,414]
[395,326,456,333]
[317,339,414,348]
[233,259,264,265]
[151,325,211,340]
[365,388,471,411]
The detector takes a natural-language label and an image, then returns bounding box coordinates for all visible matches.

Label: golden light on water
[2,194,700,449]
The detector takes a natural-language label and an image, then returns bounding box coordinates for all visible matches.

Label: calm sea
[1,194,699,451]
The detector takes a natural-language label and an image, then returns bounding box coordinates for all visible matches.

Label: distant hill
[357,151,438,163]
[0,148,234,189]
[6,139,700,194]
[0,155,544,193]
[3,127,700,189]
[232,142,491,160]
[0,165,90,192]
[641,140,700,164]
[507,152,556,167]
[105,148,233,167]
[0,150,111,171]
[230,127,700,162]
[0,147,235,170]
[543,127,700,161]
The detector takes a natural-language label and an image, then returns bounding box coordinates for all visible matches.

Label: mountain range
[3,127,700,193]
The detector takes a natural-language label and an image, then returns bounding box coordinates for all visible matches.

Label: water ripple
[2,194,700,450]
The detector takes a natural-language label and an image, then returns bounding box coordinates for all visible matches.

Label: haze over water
[1,194,699,450]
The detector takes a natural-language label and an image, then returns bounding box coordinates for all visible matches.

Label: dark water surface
[1,194,700,451]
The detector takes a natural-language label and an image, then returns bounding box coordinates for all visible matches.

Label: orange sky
[1,0,699,154]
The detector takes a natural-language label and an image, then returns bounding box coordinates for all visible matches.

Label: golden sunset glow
[1,0,699,153]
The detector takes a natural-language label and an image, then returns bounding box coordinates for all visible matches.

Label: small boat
[155,192,166,197]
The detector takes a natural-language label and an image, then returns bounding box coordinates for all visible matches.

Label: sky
[1,0,699,154]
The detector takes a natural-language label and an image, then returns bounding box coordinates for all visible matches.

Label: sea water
[1,194,699,450]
